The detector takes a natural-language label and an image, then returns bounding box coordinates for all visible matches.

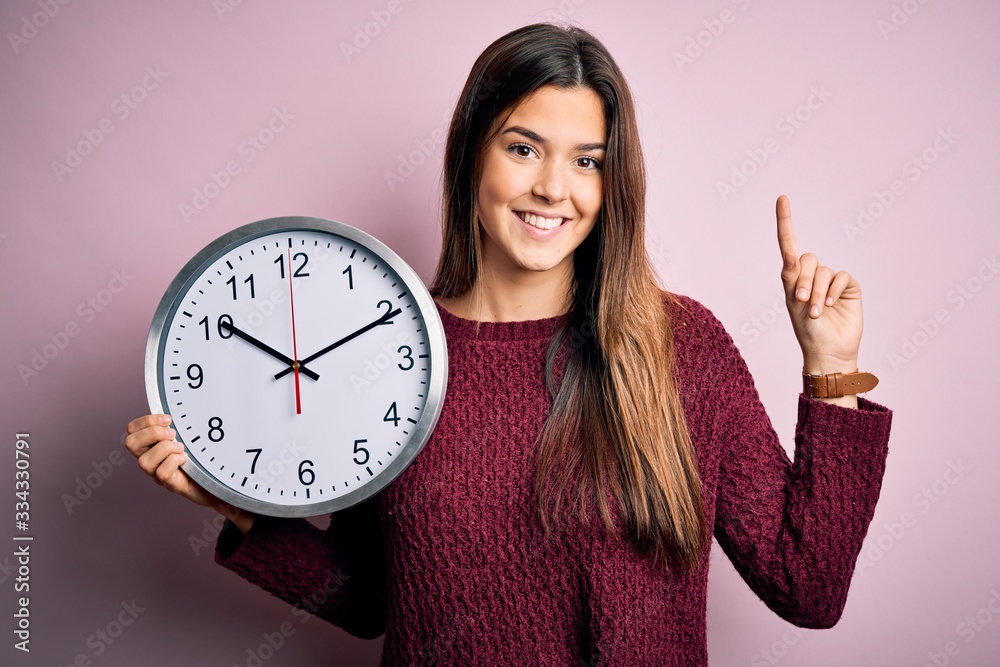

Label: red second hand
[287,248,302,415]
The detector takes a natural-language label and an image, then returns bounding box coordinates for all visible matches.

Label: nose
[531,159,569,203]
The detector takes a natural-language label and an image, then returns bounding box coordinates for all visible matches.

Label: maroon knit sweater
[215,293,893,665]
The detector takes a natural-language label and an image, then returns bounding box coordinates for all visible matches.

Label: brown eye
[509,143,535,158]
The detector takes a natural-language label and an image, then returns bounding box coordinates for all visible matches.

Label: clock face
[144,217,447,517]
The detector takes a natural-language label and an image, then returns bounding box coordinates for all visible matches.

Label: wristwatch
[802,369,879,398]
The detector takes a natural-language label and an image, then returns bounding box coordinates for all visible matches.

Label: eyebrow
[501,126,606,152]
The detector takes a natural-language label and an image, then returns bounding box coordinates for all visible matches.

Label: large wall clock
[144,216,447,517]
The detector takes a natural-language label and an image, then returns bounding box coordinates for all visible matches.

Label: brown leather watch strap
[802,369,879,398]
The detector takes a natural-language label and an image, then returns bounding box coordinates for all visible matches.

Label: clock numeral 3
[353,439,370,465]
[208,416,225,442]
[397,345,414,371]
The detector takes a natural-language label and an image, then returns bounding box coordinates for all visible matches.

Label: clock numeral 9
[226,274,255,300]
[353,439,369,465]
[200,314,234,340]
[298,460,315,486]
[186,363,203,389]
[208,416,225,442]
[275,252,310,279]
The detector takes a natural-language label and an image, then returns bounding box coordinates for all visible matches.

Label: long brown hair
[430,23,706,571]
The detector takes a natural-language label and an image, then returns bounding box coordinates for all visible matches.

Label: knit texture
[215,293,893,665]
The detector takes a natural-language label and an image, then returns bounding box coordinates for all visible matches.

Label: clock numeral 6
[186,363,203,389]
[353,439,369,465]
[200,314,234,340]
[208,416,225,442]
[298,460,315,486]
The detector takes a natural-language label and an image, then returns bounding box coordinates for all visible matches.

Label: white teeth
[518,211,564,230]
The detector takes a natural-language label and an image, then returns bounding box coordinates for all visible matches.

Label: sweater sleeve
[702,308,893,629]
[214,495,387,639]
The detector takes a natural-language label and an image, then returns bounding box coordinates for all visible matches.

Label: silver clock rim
[143,216,448,518]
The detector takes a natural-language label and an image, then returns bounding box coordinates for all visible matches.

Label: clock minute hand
[219,321,321,381]
[273,306,402,381]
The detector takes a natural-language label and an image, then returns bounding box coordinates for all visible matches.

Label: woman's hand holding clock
[124,413,257,533]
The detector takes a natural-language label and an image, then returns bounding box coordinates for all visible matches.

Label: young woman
[125,23,893,665]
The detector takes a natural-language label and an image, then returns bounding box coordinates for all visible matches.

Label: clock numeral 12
[275,252,310,279]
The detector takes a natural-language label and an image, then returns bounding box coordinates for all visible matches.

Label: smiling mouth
[515,211,566,231]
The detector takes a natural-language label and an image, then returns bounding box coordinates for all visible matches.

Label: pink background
[2,0,998,665]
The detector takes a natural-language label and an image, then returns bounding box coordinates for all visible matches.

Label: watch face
[144,217,447,517]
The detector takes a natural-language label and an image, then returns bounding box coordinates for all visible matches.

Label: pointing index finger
[776,194,799,265]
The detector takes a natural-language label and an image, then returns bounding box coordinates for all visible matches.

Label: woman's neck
[435,267,574,322]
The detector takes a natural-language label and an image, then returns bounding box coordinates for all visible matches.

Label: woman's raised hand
[776,194,863,376]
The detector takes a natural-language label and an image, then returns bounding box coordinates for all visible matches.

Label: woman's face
[475,85,606,287]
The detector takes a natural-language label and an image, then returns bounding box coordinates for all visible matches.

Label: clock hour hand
[218,321,320,381]
[273,305,402,380]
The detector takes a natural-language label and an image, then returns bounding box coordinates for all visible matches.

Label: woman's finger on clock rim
[126,413,172,435]
[155,451,189,489]
[137,438,185,476]
[125,423,177,457]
